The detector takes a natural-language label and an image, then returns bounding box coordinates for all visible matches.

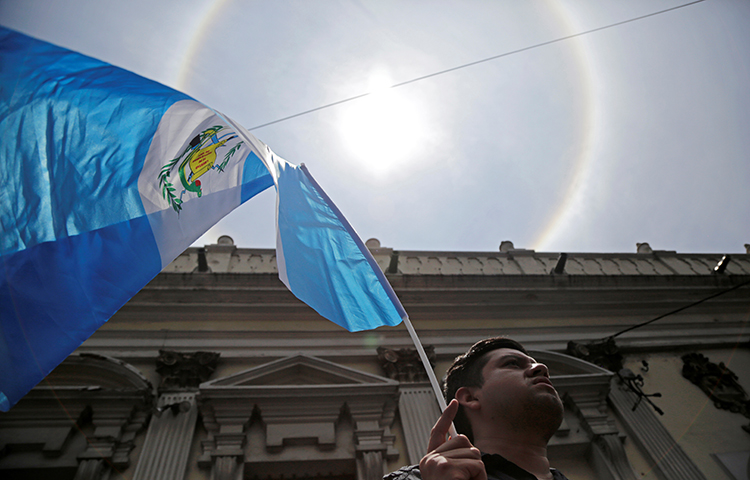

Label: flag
[272,159,405,332]
[221,117,406,332]
[220,117,406,332]
[0,25,275,411]
[0,27,403,412]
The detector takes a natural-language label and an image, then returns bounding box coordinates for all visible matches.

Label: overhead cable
[248,0,706,131]
[611,279,750,339]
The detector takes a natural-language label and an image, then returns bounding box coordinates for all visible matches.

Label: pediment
[42,353,153,392]
[202,355,397,387]
[530,350,613,377]
[9,354,154,419]
[530,350,614,400]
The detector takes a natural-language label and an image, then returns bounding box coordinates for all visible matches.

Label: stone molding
[164,245,750,276]
[77,398,150,471]
[79,321,750,364]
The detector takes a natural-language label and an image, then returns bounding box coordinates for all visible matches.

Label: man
[385,337,569,480]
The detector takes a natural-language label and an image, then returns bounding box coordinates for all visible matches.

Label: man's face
[472,348,563,432]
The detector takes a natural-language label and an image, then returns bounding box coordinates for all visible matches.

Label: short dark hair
[443,337,528,441]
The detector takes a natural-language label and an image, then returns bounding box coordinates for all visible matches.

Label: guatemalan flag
[0,27,405,411]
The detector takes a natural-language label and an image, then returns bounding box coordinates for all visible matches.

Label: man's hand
[419,399,487,480]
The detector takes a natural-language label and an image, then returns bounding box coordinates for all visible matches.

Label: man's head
[443,337,562,442]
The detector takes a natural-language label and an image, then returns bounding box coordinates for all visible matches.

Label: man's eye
[504,360,520,367]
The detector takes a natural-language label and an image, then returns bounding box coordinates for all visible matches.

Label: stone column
[358,450,385,480]
[132,392,199,480]
[397,385,441,464]
[132,350,219,480]
[378,345,439,465]
[609,379,707,480]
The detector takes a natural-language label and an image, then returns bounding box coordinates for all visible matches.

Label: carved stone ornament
[566,337,624,373]
[377,346,436,383]
[156,350,220,390]
[681,352,750,432]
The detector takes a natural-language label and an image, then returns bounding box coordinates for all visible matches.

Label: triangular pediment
[530,350,614,400]
[531,350,613,376]
[202,355,397,387]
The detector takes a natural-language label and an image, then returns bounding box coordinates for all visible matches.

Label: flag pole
[402,315,458,438]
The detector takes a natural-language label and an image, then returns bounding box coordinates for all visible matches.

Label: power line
[247,0,706,131]
[611,278,750,339]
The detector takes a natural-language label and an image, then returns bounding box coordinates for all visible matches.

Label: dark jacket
[384,453,571,480]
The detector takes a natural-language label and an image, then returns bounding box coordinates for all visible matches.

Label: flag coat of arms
[0,27,404,412]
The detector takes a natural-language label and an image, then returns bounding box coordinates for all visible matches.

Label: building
[1,237,749,480]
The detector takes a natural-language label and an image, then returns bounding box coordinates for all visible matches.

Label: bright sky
[2,0,748,254]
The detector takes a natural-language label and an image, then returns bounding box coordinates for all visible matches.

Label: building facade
[2,237,749,480]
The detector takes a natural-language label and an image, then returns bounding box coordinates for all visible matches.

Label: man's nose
[528,362,550,378]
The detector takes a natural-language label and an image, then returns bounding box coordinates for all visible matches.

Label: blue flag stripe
[298,164,407,319]
[0,216,162,411]
[275,160,405,331]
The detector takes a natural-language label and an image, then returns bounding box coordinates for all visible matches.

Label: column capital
[377,346,435,383]
[156,350,220,391]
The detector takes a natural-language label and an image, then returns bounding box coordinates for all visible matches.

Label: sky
[1,0,748,255]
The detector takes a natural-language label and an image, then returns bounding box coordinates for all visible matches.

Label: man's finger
[427,398,459,452]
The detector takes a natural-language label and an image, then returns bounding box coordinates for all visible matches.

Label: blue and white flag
[270,158,405,332]
[0,27,404,411]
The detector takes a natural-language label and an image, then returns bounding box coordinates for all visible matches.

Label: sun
[338,71,428,177]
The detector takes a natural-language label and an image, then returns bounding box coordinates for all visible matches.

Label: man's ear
[455,386,481,411]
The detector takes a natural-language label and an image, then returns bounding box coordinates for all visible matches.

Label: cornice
[120,271,750,325]
[165,244,750,276]
[78,321,749,363]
